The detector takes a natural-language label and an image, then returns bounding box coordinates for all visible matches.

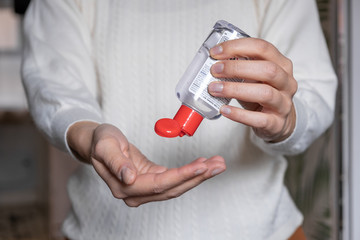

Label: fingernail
[208,82,223,93]
[120,167,136,184]
[195,168,207,176]
[212,62,224,74]
[210,45,223,55]
[221,106,231,115]
[211,168,225,176]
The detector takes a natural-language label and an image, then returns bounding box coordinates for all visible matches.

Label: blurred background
[0,2,78,239]
[0,0,359,239]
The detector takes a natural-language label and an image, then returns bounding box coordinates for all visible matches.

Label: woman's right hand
[66,122,226,207]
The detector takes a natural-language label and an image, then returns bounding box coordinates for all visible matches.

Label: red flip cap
[155,105,204,138]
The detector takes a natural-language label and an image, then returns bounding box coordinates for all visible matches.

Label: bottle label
[188,31,242,110]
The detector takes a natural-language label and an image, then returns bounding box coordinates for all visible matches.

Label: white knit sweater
[22,0,337,239]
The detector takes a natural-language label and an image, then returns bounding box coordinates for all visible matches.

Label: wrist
[67,121,100,163]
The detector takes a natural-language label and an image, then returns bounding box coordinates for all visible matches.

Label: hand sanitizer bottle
[155,20,250,138]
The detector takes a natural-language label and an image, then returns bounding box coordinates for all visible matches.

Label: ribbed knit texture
[21,0,338,239]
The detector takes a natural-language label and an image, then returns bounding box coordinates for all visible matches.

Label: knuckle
[290,79,298,96]
[259,115,280,131]
[257,117,269,129]
[271,117,283,133]
[255,39,271,54]
[254,117,268,130]
[260,85,275,103]
[282,99,293,115]
[283,58,293,73]
[264,62,278,80]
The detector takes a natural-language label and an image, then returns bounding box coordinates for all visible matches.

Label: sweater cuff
[51,108,103,156]
[250,97,308,156]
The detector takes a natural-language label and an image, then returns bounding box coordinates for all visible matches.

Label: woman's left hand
[208,38,298,143]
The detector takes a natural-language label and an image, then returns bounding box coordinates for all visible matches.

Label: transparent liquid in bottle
[155,20,250,137]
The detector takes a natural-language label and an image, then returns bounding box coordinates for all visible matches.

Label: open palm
[89,124,226,207]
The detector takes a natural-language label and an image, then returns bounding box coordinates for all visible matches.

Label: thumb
[92,138,137,185]
[118,162,137,185]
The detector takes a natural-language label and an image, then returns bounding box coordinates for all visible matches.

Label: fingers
[91,158,130,198]
[209,38,297,95]
[91,145,136,186]
[99,155,225,207]
[210,60,297,95]
[122,156,223,196]
[208,38,298,142]
[91,128,137,185]
[89,124,226,207]
[208,81,293,115]
[123,156,226,207]
[208,80,294,140]
[218,103,296,142]
[90,124,226,207]
[219,105,284,137]
[210,38,293,74]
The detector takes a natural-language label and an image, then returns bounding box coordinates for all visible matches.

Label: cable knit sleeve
[250,0,338,156]
[21,0,102,152]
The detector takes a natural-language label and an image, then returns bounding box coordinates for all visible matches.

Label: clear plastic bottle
[155,20,250,138]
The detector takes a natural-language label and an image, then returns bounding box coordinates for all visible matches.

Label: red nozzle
[155,105,203,138]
